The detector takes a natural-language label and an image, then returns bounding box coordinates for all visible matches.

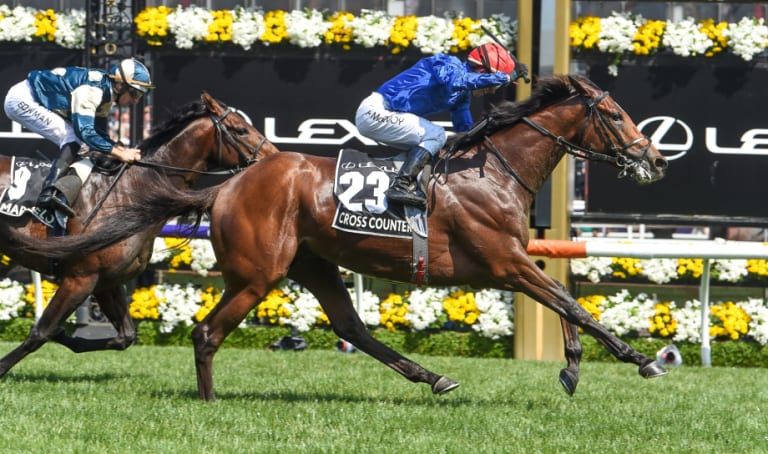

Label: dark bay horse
[0,92,278,377]
[8,75,668,400]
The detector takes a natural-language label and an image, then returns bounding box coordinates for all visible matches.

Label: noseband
[520,90,652,178]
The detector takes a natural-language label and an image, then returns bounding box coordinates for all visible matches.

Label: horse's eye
[612,112,623,122]
[235,127,248,135]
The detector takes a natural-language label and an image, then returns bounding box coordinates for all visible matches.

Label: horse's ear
[200,92,224,115]
[567,74,597,97]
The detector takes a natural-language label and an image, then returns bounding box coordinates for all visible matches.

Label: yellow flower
[34,9,57,42]
[194,286,222,322]
[441,289,480,326]
[677,258,703,279]
[129,286,161,320]
[324,11,354,49]
[632,19,665,55]
[389,15,418,54]
[256,288,293,325]
[134,6,171,46]
[205,9,233,43]
[577,294,606,321]
[613,257,642,277]
[700,18,728,57]
[710,301,751,341]
[570,15,600,50]
[746,259,768,278]
[380,293,409,331]
[262,10,287,44]
[450,17,479,53]
[649,301,677,337]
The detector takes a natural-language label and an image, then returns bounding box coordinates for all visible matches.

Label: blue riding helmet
[109,58,155,93]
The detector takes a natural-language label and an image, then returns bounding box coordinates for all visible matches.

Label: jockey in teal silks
[3,58,155,216]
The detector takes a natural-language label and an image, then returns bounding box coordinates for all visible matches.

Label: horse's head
[568,75,667,183]
[200,92,280,169]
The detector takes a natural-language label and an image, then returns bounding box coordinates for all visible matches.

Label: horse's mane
[445,75,577,150]
[137,100,220,157]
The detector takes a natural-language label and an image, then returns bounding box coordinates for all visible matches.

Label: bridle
[520,90,652,178]
[484,89,652,194]
[134,107,267,176]
[83,106,267,226]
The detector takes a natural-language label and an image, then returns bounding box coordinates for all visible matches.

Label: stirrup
[386,187,427,208]
[48,191,76,217]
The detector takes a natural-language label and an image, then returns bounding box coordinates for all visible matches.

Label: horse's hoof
[639,360,668,378]
[432,376,460,394]
[558,368,579,396]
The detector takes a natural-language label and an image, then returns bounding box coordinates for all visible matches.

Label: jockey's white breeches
[355,92,446,156]
[4,80,79,149]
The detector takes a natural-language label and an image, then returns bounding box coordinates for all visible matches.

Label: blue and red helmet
[109,58,155,93]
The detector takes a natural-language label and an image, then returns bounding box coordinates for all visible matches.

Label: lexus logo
[637,116,692,161]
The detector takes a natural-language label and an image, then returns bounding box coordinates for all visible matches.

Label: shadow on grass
[3,371,131,383]
[149,387,547,408]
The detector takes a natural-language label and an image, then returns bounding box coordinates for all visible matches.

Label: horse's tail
[3,178,221,259]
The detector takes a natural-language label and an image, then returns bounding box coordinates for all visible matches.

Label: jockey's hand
[111,145,142,163]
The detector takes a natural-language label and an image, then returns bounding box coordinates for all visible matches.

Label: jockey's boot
[385,147,432,208]
[37,142,80,217]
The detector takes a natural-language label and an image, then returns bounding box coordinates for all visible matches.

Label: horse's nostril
[655,158,668,170]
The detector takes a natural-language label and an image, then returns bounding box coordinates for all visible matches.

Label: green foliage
[0,318,34,341]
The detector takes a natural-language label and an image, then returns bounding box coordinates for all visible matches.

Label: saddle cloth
[331,148,426,239]
[0,156,94,228]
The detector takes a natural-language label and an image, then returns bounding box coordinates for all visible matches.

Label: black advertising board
[150,48,510,158]
[578,55,768,225]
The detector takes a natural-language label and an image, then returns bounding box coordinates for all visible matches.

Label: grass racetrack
[0,342,766,453]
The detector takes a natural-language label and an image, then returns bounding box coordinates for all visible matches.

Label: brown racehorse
[7,75,668,400]
[0,92,279,377]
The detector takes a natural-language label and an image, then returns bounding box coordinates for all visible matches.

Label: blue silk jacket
[27,67,116,153]
[375,54,510,132]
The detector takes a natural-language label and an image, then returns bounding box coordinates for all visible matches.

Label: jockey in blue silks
[355,43,526,208]
[3,58,155,216]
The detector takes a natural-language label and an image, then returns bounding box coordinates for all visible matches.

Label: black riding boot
[385,147,432,208]
[37,142,80,217]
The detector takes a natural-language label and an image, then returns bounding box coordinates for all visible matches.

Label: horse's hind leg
[289,255,459,395]
[0,276,94,377]
[52,286,136,352]
[559,316,581,396]
[191,279,277,401]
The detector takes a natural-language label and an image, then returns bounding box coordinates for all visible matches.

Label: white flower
[413,15,455,54]
[54,9,86,49]
[477,14,517,50]
[671,299,702,343]
[638,258,679,284]
[284,9,330,48]
[0,6,37,42]
[0,278,26,321]
[405,287,449,330]
[149,237,173,264]
[724,17,768,61]
[350,9,393,48]
[155,283,203,333]
[347,287,381,326]
[231,8,265,51]
[570,256,613,283]
[471,289,514,339]
[599,290,656,336]
[742,297,768,345]
[281,289,322,332]
[712,259,748,283]
[662,17,711,57]
[167,6,212,49]
[597,12,638,54]
[189,238,216,277]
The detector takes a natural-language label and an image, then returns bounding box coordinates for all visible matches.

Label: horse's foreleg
[52,286,136,353]
[289,256,458,395]
[511,255,666,381]
[0,277,94,377]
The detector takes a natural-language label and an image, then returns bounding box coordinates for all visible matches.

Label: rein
[134,108,266,176]
[81,106,265,225]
